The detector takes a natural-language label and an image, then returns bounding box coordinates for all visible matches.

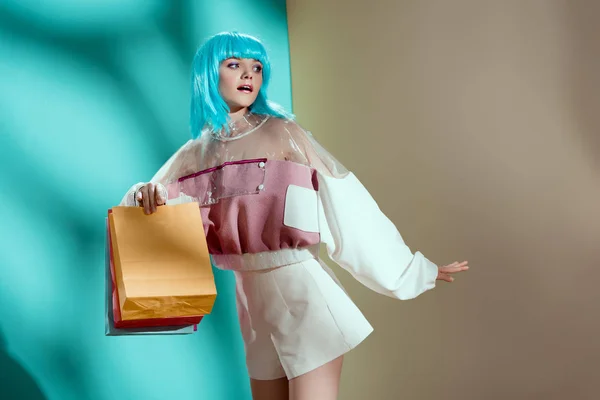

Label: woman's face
[218,57,263,113]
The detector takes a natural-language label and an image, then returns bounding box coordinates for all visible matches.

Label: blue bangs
[190,31,291,139]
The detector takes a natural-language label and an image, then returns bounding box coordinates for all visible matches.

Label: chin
[229,98,258,110]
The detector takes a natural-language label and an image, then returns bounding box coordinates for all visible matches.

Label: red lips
[237,83,253,93]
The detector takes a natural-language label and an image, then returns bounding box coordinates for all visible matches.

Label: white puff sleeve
[286,122,439,300]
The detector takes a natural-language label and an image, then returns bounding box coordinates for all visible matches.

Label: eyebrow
[225,57,262,63]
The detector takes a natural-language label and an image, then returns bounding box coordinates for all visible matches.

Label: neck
[228,107,249,122]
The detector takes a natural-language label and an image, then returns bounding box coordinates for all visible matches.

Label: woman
[120,31,469,400]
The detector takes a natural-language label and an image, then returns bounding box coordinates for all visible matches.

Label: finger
[445,261,468,269]
[446,265,469,271]
[148,183,157,213]
[437,273,454,283]
[442,265,469,273]
[136,189,143,205]
[441,261,469,272]
[155,186,166,206]
[141,185,150,214]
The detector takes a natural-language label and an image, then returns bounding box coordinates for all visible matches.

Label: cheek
[254,74,264,91]
[219,72,237,92]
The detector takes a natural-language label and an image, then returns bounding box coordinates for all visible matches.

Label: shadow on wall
[565,1,600,170]
[0,330,48,400]
[0,0,191,159]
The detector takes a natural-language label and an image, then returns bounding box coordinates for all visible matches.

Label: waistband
[211,244,320,271]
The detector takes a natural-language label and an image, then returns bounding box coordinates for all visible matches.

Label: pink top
[167,159,321,256]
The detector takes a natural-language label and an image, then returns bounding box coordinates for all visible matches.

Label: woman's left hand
[437,261,469,283]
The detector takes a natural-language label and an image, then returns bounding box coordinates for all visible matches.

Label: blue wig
[190,31,292,138]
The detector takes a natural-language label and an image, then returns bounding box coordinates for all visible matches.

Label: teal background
[0,1,292,399]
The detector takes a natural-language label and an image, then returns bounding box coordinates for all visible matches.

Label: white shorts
[233,258,374,380]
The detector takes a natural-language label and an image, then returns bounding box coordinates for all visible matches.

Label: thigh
[234,271,287,381]
[250,377,289,400]
[288,356,344,400]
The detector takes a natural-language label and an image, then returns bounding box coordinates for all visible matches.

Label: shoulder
[263,115,309,136]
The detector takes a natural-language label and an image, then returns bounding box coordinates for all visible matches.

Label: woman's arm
[284,120,467,300]
[118,140,194,211]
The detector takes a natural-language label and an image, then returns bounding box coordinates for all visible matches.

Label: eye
[253,64,263,73]
[227,62,239,69]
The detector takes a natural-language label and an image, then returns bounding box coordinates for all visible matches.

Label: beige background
[286,1,599,399]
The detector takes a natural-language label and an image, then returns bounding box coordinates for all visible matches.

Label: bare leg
[250,377,289,400]
[289,356,344,400]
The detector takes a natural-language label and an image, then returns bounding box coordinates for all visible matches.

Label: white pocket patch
[283,185,319,233]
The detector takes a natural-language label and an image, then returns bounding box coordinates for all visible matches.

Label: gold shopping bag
[108,203,216,321]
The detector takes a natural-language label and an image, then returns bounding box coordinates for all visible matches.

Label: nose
[241,66,252,80]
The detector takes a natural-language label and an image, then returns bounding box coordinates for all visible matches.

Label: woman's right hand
[135,183,167,215]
